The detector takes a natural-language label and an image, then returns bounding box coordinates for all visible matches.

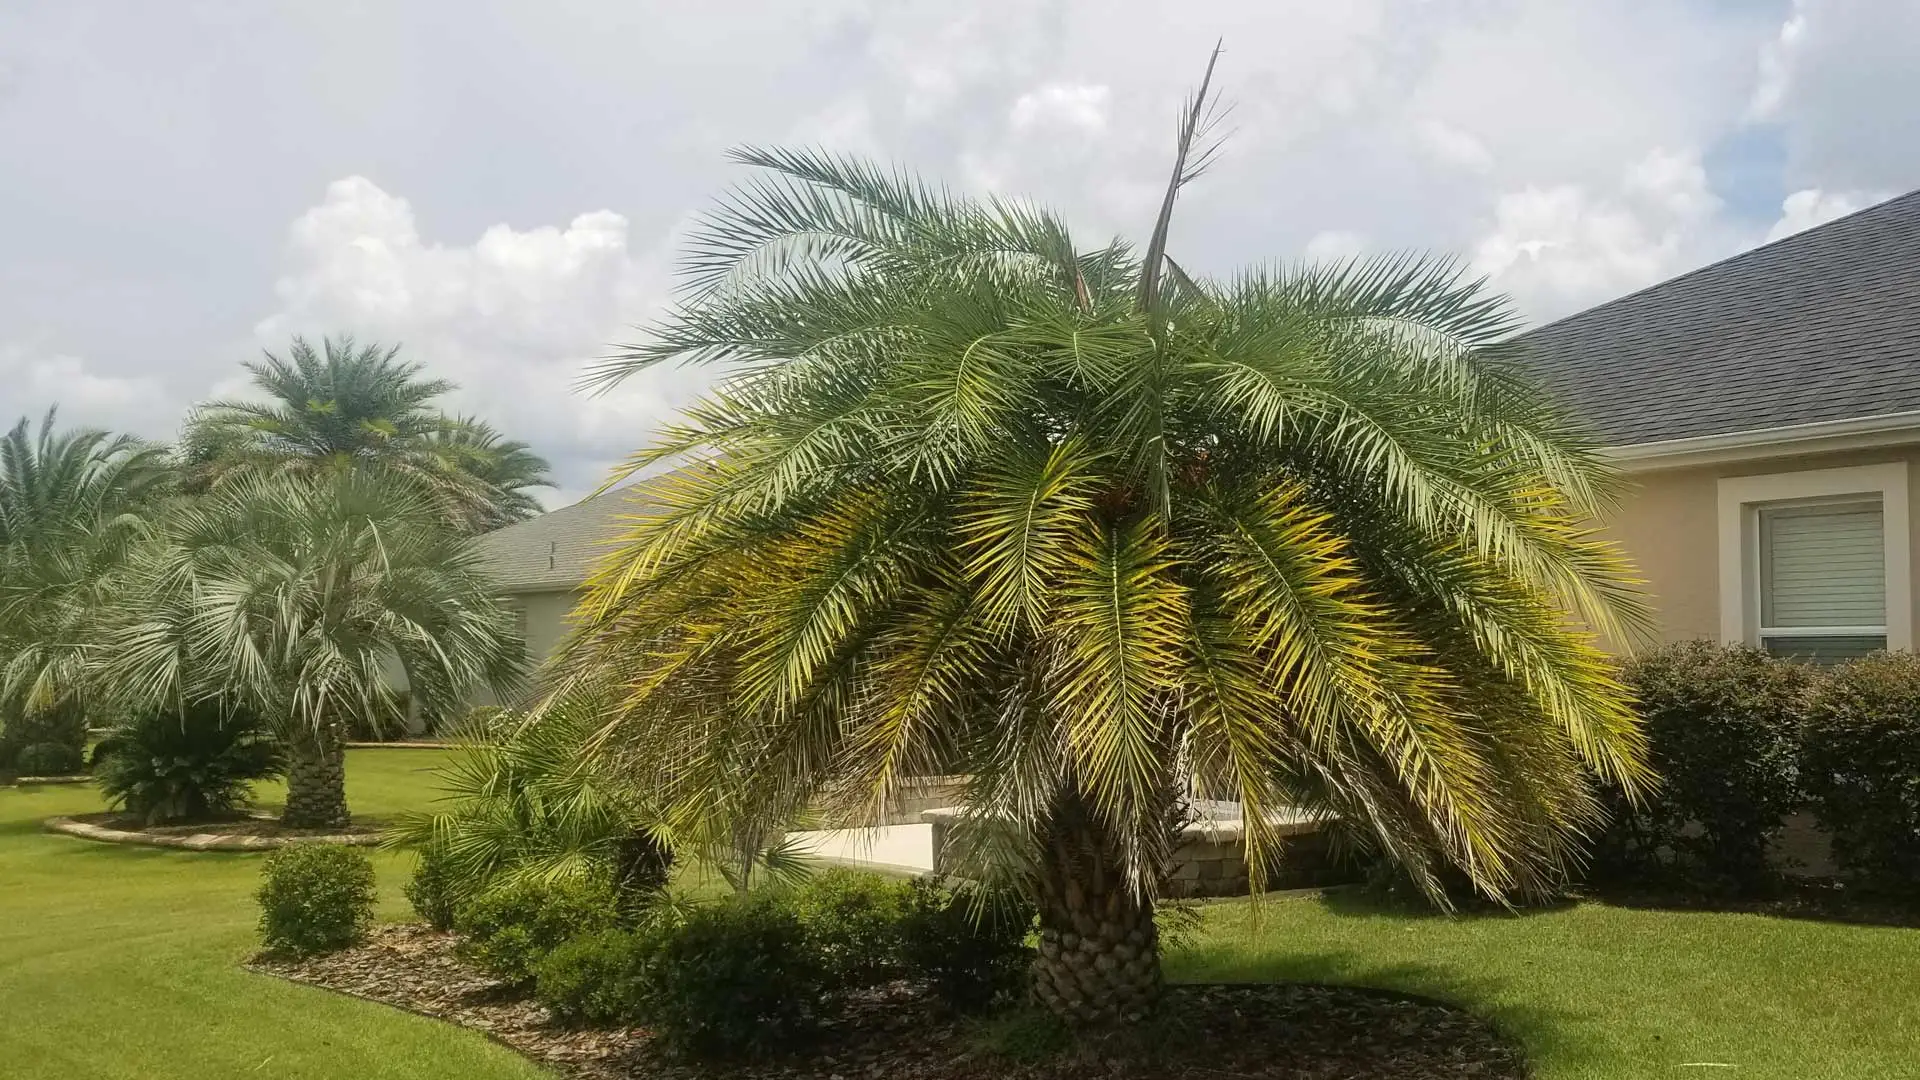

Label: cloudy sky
[2,1,1917,503]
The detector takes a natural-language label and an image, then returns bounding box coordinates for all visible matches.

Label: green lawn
[0,750,543,1080]
[4,754,1918,1079]
[1174,892,1920,1080]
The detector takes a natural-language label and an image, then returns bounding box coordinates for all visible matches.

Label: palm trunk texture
[281,721,349,830]
[1030,792,1164,1025]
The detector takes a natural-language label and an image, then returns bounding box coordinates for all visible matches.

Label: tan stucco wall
[1607,444,1920,649]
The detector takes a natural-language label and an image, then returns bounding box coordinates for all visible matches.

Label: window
[1718,462,1911,659]
[1758,500,1886,661]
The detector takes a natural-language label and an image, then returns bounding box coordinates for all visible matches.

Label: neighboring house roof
[1515,188,1920,448]
[473,483,649,592]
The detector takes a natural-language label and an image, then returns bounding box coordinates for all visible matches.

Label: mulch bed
[249,924,1529,1079]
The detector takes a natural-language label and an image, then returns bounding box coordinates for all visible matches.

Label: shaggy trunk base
[1030,792,1164,1025]
[282,724,349,830]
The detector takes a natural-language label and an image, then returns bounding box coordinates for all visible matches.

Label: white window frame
[1717,462,1911,651]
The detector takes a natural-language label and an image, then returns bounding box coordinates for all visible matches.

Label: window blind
[1759,500,1885,629]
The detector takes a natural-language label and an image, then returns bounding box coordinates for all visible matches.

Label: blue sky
[1,0,1916,500]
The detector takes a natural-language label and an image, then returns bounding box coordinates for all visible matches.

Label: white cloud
[253,177,689,502]
[1304,230,1367,261]
[1009,83,1111,134]
[0,343,172,438]
[1414,119,1493,173]
[1748,0,1809,120]
[1765,187,1881,243]
[1472,149,1724,321]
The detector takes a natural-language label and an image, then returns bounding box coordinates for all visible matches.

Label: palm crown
[560,142,1649,1020]
[186,337,551,533]
[0,409,168,720]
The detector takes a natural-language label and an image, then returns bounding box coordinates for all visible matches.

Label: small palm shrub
[454,877,619,985]
[14,741,85,777]
[256,844,377,956]
[534,928,657,1027]
[635,894,828,1059]
[93,704,283,824]
[1590,642,1809,894]
[900,878,1035,1011]
[790,869,914,989]
[1801,653,1920,895]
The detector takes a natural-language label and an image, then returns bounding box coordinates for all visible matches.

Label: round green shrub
[93,703,282,824]
[638,894,828,1059]
[898,877,1034,1012]
[14,741,84,777]
[1801,652,1920,895]
[403,842,466,930]
[534,928,656,1027]
[1592,642,1809,893]
[454,876,618,985]
[790,869,914,989]
[256,844,377,956]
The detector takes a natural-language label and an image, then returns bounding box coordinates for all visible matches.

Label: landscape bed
[253,923,1529,1080]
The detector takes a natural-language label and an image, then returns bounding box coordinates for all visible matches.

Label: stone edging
[342,741,454,750]
[44,815,383,851]
[3,775,91,786]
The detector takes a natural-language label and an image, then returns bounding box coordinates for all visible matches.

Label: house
[1519,188,1920,660]
[476,189,1920,676]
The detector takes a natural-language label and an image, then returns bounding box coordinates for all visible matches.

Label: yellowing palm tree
[560,115,1649,1021]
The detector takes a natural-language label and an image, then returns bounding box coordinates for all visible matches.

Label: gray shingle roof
[473,483,651,592]
[1514,188,1920,447]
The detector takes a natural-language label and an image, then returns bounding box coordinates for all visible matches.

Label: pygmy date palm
[561,75,1650,1024]
[185,337,552,534]
[102,471,526,827]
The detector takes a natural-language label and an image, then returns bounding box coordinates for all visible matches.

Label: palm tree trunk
[282,720,349,829]
[1029,790,1163,1025]
[612,827,674,916]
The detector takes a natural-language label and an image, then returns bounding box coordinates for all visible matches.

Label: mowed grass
[1173,891,1920,1080]
[0,749,542,1080]
[6,752,1920,1079]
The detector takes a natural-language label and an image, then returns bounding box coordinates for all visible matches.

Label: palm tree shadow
[1313,884,1580,921]
[1170,942,1606,1073]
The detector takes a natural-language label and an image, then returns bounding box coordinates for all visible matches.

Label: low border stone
[44,814,382,851]
[4,775,91,786]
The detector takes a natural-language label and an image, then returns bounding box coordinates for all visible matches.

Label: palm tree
[389,693,675,913]
[0,409,168,756]
[558,91,1649,1022]
[101,470,526,828]
[185,337,552,534]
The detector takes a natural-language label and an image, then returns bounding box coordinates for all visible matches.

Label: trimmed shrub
[898,877,1035,1012]
[14,741,84,777]
[1592,642,1809,893]
[404,841,466,930]
[0,700,87,774]
[93,704,283,824]
[256,844,377,956]
[534,928,656,1027]
[639,894,828,1059]
[1801,652,1920,895]
[454,877,619,985]
[790,869,914,989]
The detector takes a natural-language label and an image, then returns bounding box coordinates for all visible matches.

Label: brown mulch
[249,924,1529,1080]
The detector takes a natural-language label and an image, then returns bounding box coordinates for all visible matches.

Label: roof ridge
[1516,186,1920,340]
